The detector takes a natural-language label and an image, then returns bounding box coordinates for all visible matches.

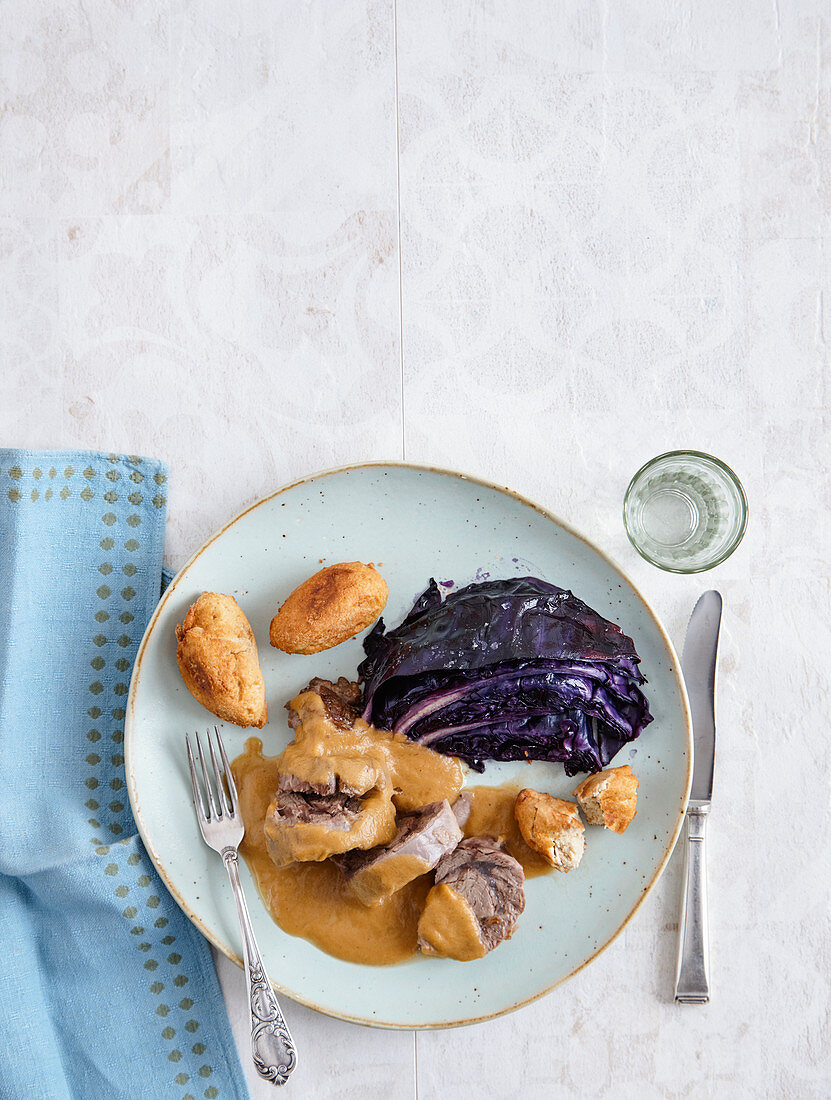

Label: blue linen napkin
[0,450,249,1100]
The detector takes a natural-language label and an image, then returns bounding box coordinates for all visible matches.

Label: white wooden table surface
[3,2,829,1097]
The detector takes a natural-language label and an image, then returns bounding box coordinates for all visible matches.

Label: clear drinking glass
[623,451,747,573]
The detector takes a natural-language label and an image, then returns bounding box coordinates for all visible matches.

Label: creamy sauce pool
[463,785,553,879]
[233,740,552,966]
[234,740,432,965]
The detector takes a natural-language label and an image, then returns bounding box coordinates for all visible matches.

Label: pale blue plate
[126,464,692,1029]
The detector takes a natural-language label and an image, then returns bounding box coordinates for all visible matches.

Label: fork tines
[186,726,239,822]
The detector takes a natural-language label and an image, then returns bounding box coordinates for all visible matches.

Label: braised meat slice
[451,791,472,829]
[264,783,396,868]
[277,772,340,797]
[286,676,362,731]
[417,837,525,960]
[280,679,385,798]
[335,800,463,907]
[276,678,388,813]
[270,790,364,830]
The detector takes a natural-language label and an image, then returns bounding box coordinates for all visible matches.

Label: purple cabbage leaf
[358,576,653,775]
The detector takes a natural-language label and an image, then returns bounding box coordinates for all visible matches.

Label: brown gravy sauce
[463,785,553,878]
[233,738,553,966]
[233,739,432,965]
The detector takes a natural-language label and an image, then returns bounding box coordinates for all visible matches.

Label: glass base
[623,451,747,573]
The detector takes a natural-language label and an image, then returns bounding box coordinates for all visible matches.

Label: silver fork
[186,728,297,1087]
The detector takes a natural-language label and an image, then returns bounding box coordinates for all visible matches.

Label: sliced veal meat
[286,676,362,731]
[270,789,363,830]
[280,678,385,798]
[334,800,463,907]
[417,837,525,959]
[264,785,397,868]
[277,772,339,797]
[451,791,472,829]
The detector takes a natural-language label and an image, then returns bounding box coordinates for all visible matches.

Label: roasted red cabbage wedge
[358,577,652,775]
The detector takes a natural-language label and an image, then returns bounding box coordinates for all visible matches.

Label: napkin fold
[0,450,248,1100]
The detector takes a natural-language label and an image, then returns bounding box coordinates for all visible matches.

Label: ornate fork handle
[222,849,297,1086]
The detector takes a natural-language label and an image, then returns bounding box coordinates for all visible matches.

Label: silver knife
[674,590,722,1004]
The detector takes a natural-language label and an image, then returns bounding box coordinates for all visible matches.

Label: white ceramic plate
[126,464,691,1029]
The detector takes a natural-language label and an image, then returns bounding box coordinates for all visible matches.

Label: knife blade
[681,590,722,804]
[674,590,722,1005]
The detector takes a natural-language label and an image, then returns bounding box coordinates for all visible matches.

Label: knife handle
[674,803,710,1004]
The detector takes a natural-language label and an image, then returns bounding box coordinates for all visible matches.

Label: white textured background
[2,1,829,1098]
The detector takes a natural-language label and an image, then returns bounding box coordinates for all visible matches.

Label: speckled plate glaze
[126,463,692,1029]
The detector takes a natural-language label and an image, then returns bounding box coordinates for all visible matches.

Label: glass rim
[623,449,748,574]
